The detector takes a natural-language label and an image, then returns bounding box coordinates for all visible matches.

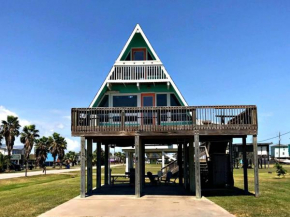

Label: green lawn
[0,164,289,217]
[208,165,290,217]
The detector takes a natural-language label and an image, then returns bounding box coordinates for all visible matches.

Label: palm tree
[65,151,78,166]
[49,133,67,168]
[0,116,21,172]
[35,136,51,174]
[20,125,40,177]
[57,137,67,169]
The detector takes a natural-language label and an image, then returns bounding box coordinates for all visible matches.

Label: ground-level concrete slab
[39,195,234,217]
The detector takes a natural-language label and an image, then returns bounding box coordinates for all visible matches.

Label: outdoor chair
[160,171,177,184]
[147,172,157,185]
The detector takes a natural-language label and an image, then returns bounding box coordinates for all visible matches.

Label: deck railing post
[192,109,196,129]
[121,110,125,130]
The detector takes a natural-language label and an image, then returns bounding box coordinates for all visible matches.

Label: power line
[258,131,290,142]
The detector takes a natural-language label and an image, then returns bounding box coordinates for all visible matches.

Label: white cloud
[0,106,31,127]
[63,116,71,120]
[57,123,64,129]
[65,138,80,152]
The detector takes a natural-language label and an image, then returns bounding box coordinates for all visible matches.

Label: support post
[229,139,234,187]
[195,134,201,199]
[87,138,93,194]
[162,151,165,171]
[135,136,142,198]
[178,143,183,185]
[142,142,145,189]
[80,137,86,198]
[183,143,188,189]
[97,142,101,189]
[108,145,111,185]
[105,144,109,185]
[189,138,195,194]
[242,136,248,193]
[125,151,129,173]
[253,135,259,197]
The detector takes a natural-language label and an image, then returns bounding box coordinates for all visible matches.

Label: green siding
[120,33,156,60]
[91,86,108,107]
[92,83,185,107]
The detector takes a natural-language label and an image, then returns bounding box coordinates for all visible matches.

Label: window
[157,94,167,106]
[170,94,181,106]
[125,52,131,60]
[147,52,153,60]
[99,95,108,107]
[132,48,146,60]
[157,94,168,121]
[113,95,137,107]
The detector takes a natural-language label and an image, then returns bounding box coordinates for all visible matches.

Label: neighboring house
[0,145,25,165]
[270,144,289,159]
[72,24,260,198]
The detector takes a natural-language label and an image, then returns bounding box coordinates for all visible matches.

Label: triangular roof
[116,24,161,62]
[89,24,188,107]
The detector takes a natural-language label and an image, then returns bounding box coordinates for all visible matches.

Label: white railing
[109,65,168,81]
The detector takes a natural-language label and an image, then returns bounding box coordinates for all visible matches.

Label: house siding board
[92,86,108,107]
[120,33,156,61]
[92,83,185,107]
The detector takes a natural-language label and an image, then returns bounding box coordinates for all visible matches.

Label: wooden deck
[71,105,257,137]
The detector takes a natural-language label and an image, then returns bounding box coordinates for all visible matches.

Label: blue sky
[0,1,290,151]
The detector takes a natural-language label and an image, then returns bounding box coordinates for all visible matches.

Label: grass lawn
[208,165,290,217]
[0,164,289,217]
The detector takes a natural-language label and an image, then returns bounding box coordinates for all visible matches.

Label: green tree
[20,125,40,177]
[0,153,4,172]
[35,136,51,174]
[0,116,21,172]
[65,151,78,166]
[49,133,67,169]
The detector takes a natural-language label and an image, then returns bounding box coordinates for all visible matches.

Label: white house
[271,145,289,159]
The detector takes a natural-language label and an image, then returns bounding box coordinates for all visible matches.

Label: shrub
[274,163,287,177]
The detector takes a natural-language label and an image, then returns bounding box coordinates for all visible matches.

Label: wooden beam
[135,136,141,197]
[183,143,188,189]
[253,135,259,197]
[105,144,109,185]
[229,139,234,187]
[242,136,248,193]
[142,142,145,190]
[80,137,86,198]
[195,134,201,199]
[189,138,195,194]
[178,144,183,185]
[87,138,93,195]
[97,142,101,189]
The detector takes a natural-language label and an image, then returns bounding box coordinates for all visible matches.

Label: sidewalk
[0,164,122,180]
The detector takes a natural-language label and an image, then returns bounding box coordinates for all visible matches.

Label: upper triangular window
[117,24,161,62]
[120,33,156,61]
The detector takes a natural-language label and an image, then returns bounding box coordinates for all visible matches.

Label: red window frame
[132,48,146,60]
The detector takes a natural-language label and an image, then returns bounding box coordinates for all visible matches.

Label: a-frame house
[89,24,187,109]
[71,24,259,199]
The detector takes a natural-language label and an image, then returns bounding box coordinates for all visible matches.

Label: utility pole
[278,132,281,159]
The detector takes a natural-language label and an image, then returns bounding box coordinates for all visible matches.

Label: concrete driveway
[39,195,234,217]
